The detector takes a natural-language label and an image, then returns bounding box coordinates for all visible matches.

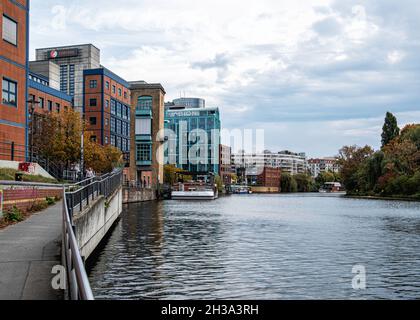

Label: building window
[69,65,75,95]
[39,97,44,109]
[137,144,151,162]
[48,100,53,112]
[89,80,97,88]
[118,88,122,96]
[105,136,109,144]
[110,100,116,114]
[89,98,97,107]
[137,96,152,110]
[2,15,17,46]
[2,78,17,106]
[124,91,127,99]
[105,118,109,126]
[110,118,116,132]
[89,117,97,125]
[105,100,109,108]
[60,65,68,93]
[135,118,152,135]
[112,85,116,94]
[117,102,122,117]
[110,135,115,146]
[105,81,110,90]
[116,120,122,135]
[56,103,60,113]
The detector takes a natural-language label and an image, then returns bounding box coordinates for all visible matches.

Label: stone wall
[122,187,156,204]
[73,187,122,260]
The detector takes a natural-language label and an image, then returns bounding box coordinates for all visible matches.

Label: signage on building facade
[48,48,79,59]
[167,110,201,118]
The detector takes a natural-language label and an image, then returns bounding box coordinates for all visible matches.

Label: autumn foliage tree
[338,113,420,198]
[33,108,122,175]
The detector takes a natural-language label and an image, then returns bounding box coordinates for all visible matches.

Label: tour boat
[319,182,344,193]
[171,183,218,200]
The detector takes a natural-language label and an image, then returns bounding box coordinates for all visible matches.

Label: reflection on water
[88,194,420,300]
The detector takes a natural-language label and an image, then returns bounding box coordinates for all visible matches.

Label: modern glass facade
[165,107,221,174]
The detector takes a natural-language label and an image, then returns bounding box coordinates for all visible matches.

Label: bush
[29,201,49,213]
[46,197,56,206]
[3,206,24,223]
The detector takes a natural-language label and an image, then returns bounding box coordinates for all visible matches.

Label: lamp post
[27,99,40,162]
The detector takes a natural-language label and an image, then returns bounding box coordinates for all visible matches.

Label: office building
[0,1,29,161]
[83,68,131,155]
[35,44,100,112]
[129,81,166,187]
[165,97,205,110]
[165,99,221,176]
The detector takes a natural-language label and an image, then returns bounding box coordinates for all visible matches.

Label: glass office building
[165,106,221,175]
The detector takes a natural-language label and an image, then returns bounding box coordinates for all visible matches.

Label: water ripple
[88,195,420,300]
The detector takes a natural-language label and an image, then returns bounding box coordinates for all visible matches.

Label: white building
[232,150,307,175]
[307,157,340,178]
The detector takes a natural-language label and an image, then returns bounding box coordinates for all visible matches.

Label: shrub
[29,201,49,213]
[46,197,56,206]
[3,206,24,223]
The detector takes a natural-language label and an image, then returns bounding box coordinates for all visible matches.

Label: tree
[214,175,223,192]
[338,145,374,193]
[294,173,313,192]
[33,108,82,167]
[33,109,121,174]
[280,173,298,193]
[381,112,400,148]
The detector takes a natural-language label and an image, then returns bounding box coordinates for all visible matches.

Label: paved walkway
[0,203,63,300]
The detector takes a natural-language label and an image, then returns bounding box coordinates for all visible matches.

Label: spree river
[87,194,420,300]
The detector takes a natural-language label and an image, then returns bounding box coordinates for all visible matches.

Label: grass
[0,168,57,184]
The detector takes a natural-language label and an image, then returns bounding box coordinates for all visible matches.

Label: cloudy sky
[29,0,420,157]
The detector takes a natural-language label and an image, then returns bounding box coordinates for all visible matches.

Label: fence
[62,169,123,300]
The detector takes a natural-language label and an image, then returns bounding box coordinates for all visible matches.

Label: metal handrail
[62,188,94,300]
[62,168,123,300]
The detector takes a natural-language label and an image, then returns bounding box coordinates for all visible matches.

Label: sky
[29,0,420,158]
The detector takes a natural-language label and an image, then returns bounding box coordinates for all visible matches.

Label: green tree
[338,145,374,193]
[294,173,313,192]
[214,175,224,192]
[280,173,298,193]
[381,112,400,147]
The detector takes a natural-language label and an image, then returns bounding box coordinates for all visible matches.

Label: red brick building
[83,68,131,154]
[0,1,29,161]
[219,144,233,185]
[257,167,281,188]
[28,72,73,115]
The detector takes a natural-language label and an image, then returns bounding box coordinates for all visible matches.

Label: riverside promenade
[0,203,62,300]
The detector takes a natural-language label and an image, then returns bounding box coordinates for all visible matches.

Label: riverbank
[345,194,420,202]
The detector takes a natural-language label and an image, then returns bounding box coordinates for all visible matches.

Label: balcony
[135,134,152,142]
[136,108,152,117]
[136,160,152,166]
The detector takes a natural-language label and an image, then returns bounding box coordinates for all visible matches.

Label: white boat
[171,190,218,200]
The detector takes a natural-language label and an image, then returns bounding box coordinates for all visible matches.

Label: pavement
[0,203,63,300]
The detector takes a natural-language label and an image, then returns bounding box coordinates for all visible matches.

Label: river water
[87,194,420,300]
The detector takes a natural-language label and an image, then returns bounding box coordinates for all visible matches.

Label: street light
[27,98,40,162]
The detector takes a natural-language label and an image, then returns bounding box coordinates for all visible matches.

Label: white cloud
[29,0,420,156]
